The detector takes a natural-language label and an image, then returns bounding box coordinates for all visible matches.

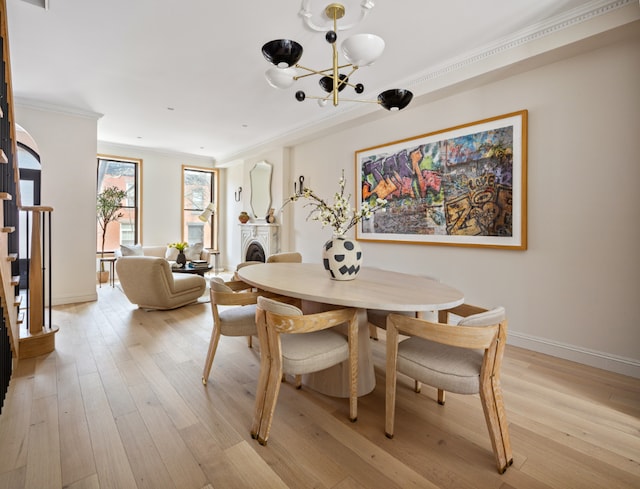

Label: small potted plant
[169,241,189,268]
[97,185,127,283]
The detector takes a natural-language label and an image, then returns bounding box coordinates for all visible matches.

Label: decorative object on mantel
[285,169,387,280]
[261,1,413,111]
[266,208,276,224]
[169,241,188,268]
[239,211,250,224]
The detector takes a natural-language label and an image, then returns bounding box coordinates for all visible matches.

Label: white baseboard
[52,292,97,306]
[508,330,640,379]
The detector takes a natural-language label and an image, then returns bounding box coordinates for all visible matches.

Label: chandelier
[261,1,413,111]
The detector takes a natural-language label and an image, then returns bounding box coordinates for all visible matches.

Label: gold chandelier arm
[301,95,381,105]
[332,39,339,105]
[338,67,359,89]
[293,63,353,80]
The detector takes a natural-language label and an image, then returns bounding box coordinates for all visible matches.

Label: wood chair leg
[247,335,253,348]
[385,321,399,438]
[202,327,221,385]
[414,380,421,393]
[294,374,302,389]
[369,323,379,340]
[257,362,283,445]
[479,378,513,473]
[251,310,270,439]
[348,314,358,422]
[437,388,445,405]
[257,330,284,445]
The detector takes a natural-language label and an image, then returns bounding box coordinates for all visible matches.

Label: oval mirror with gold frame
[250,160,272,219]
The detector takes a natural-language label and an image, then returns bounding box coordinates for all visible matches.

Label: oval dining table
[238,262,464,397]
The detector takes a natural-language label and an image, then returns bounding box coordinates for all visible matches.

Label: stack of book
[190,259,209,269]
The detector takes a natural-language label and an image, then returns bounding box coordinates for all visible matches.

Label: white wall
[285,32,640,377]
[15,105,99,305]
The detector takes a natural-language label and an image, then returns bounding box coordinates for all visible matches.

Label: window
[97,156,141,253]
[183,166,218,250]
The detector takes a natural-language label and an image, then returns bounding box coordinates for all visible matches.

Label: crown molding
[14,97,103,120]
[218,0,638,163]
[408,0,636,87]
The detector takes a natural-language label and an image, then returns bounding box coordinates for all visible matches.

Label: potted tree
[97,185,127,283]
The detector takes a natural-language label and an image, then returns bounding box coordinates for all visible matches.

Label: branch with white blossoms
[285,170,387,236]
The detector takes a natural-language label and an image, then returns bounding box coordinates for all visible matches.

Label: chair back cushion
[266,252,302,263]
[210,276,233,293]
[185,242,204,261]
[258,296,303,316]
[458,306,506,327]
[165,246,179,261]
[120,244,144,256]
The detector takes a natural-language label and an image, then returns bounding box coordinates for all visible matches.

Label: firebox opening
[245,241,266,262]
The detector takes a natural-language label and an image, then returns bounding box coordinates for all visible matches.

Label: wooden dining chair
[202,277,276,385]
[266,252,302,263]
[385,304,513,474]
[251,296,359,445]
[233,260,263,281]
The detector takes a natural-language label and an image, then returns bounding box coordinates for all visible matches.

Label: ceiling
[5,0,635,162]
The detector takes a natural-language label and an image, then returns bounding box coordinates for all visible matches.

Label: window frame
[97,155,142,254]
[182,165,218,250]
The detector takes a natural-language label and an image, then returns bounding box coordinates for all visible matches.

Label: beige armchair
[116,256,206,310]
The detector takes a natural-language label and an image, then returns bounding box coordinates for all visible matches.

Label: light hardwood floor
[0,279,639,489]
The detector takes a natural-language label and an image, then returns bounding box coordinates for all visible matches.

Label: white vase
[322,235,362,281]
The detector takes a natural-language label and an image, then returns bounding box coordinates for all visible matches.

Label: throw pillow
[120,244,143,256]
[165,246,179,261]
[185,242,204,261]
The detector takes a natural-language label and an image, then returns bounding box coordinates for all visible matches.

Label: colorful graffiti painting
[355,110,527,249]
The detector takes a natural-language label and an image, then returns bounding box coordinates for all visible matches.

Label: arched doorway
[16,124,42,289]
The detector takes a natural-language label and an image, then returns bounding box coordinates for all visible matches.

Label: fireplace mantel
[240,222,280,262]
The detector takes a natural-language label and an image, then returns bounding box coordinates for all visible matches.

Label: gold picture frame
[356,110,528,249]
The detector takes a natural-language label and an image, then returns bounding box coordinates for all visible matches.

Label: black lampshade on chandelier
[261,2,413,111]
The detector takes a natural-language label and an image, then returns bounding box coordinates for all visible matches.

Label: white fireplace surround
[240,223,280,262]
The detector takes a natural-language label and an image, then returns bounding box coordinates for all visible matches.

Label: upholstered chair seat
[396,334,484,395]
